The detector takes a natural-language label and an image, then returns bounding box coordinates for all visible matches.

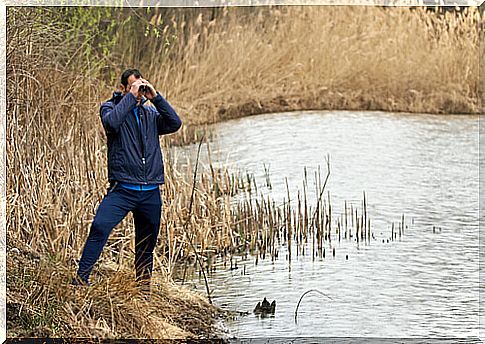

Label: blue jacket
[100,90,182,185]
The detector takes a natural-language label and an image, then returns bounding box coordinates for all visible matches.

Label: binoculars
[139,85,150,93]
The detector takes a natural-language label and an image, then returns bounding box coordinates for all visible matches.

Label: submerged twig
[294,288,334,324]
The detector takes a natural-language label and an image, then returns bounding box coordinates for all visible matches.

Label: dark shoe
[70,275,91,287]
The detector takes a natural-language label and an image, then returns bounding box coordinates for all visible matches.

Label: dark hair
[121,68,143,88]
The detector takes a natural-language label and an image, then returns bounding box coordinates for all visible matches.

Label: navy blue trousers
[76,183,162,286]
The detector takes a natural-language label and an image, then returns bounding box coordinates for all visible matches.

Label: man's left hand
[140,78,157,100]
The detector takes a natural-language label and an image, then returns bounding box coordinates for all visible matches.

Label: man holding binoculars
[72,68,182,295]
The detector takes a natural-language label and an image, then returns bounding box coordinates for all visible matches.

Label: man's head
[120,68,143,102]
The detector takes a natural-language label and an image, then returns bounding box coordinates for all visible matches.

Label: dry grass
[6,242,221,339]
[153,6,480,124]
[6,5,480,339]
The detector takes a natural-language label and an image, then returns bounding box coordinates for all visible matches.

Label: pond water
[170,110,479,338]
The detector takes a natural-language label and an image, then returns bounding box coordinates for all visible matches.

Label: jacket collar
[110,91,148,106]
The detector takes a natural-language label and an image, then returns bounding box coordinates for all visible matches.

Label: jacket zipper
[139,109,147,185]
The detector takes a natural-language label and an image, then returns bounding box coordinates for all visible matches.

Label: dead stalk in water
[180,134,212,304]
[294,289,334,324]
[310,155,331,233]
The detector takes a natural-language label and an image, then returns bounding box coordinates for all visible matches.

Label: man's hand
[139,78,157,100]
[130,79,145,99]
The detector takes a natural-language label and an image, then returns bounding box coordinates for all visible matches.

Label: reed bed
[167,158,408,278]
[140,5,480,125]
[6,5,469,338]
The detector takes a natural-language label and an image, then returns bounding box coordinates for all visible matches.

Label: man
[72,68,182,293]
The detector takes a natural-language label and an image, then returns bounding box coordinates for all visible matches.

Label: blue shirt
[119,107,159,191]
[134,106,140,127]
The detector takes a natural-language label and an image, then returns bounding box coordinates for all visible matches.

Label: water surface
[171,110,479,338]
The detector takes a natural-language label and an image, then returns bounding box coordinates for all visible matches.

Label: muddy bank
[166,90,479,146]
[207,91,478,124]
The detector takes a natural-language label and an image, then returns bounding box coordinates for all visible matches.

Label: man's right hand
[130,79,145,98]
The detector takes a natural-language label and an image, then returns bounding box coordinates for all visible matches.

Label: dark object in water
[254,297,276,316]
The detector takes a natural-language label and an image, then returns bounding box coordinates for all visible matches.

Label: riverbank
[165,88,478,146]
[206,89,478,125]
[6,241,227,340]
